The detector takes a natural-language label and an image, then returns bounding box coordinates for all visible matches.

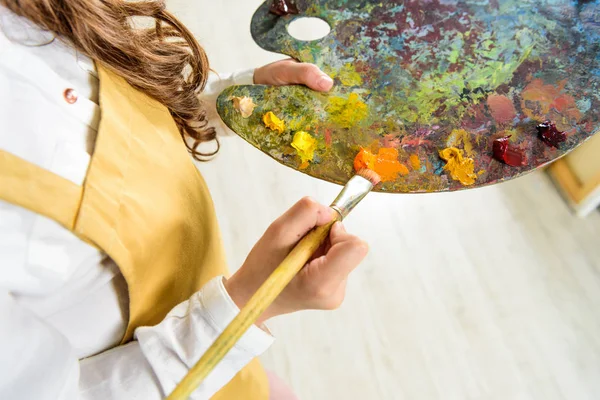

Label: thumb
[278,62,334,92]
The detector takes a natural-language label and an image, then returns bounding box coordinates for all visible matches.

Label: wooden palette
[217,0,600,193]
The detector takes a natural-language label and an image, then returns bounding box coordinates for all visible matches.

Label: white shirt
[0,7,272,399]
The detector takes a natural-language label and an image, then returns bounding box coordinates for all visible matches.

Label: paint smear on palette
[354,148,409,182]
[291,131,317,166]
[438,147,477,186]
[263,112,285,133]
[324,128,332,146]
[400,137,433,148]
[326,93,368,128]
[487,95,516,124]
[382,134,401,148]
[409,154,421,170]
[521,79,582,122]
[445,129,474,156]
[336,63,363,87]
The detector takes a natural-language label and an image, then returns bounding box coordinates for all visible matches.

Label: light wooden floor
[168,2,600,399]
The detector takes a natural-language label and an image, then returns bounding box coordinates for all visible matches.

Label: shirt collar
[0,4,56,47]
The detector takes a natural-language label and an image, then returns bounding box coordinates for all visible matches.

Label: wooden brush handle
[167,215,341,399]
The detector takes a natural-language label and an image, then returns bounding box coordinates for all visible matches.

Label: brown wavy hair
[2,0,218,160]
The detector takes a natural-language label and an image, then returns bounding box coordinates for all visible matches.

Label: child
[0,1,368,399]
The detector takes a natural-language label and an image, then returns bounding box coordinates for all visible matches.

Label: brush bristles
[356,168,381,186]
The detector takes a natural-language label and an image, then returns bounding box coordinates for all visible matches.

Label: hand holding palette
[217,0,600,193]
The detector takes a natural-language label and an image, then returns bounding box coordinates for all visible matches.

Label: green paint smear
[396,41,534,124]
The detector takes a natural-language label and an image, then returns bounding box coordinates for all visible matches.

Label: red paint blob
[269,0,299,16]
[492,136,527,167]
[536,120,566,148]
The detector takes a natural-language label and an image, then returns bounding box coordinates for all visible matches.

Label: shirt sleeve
[199,69,255,136]
[81,276,274,399]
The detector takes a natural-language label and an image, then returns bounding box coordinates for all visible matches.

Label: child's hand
[253,59,334,92]
[224,197,368,324]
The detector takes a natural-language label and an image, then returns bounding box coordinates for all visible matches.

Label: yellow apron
[0,65,268,399]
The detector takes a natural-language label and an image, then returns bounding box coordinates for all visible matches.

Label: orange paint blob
[353,148,376,171]
[409,154,421,170]
[353,148,408,182]
[487,95,516,124]
[438,147,477,186]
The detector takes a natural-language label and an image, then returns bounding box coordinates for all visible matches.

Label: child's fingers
[305,222,368,284]
[265,197,333,250]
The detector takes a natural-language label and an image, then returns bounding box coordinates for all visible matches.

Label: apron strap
[0,150,83,231]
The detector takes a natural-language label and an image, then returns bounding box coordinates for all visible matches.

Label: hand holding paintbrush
[168,169,380,399]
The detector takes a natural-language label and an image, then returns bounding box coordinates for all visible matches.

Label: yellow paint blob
[263,111,285,133]
[438,147,477,186]
[231,96,257,118]
[326,93,368,129]
[337,63,363,87]
[409,154,421,170]
[445,129,474,156]
[291,131,317,163]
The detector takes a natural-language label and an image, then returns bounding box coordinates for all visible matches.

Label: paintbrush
[167,168,381,400]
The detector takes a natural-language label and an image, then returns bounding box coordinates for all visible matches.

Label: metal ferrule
[330,175,374,220]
